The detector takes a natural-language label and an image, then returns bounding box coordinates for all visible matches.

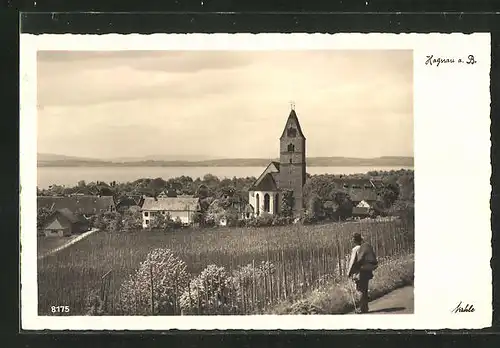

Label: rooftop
[38,195,115,215]
[141,197,200,211]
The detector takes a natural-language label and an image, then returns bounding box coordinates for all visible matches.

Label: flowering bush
[180,264,238,315]
[117,248,189,315]
[232,261,276,311]
[84,289,106,316]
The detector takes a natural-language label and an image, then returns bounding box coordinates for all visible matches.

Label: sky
[37,50,413,160]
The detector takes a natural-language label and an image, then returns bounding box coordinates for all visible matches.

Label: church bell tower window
[287,143,295,152]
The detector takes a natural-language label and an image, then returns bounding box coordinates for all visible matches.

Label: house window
[246,212,250,218]
[289,158,292,164]
[264,194,270,213]
[287,143,295,152]
[145,220,149,225]
[144,211,149,217]
[256,194,260,215]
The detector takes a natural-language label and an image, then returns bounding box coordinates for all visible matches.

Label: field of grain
[37,219,414,315]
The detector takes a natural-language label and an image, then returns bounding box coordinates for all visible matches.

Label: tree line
[37,169,414,231]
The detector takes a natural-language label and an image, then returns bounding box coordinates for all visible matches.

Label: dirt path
[352,286,414,314]
[37,228,99,260]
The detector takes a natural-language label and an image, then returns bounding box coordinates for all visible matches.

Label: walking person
[347,232,378,314]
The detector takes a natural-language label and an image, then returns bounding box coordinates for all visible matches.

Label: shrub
[271,215,293,226]
[117,248,189,315]
[37,207,53,229]
[253,213,274,227]
[84,289,106,316]
[281,190,295,217]
[300,212,317,225]
[232,261,276,311]
[180,265,238,315]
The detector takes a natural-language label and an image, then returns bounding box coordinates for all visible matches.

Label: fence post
[150,263,154,315]
[101,270,112,314]
[252,259,256,312]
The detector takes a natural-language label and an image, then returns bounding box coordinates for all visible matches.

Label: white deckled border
[20,33,492,330]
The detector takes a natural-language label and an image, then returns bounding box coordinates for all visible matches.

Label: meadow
[37,219,414,315]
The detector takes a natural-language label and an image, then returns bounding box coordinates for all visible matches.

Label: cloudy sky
[37,50,413,160]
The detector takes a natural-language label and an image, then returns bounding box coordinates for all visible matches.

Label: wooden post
[269,252,274,306]
[282,249,288,299]
[336,241,342,277]
[252,259,256,312]
[149,263,154,315]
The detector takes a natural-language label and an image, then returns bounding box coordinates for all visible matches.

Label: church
[248,106,307,218]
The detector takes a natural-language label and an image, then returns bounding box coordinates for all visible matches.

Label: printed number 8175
[51,305,70,313]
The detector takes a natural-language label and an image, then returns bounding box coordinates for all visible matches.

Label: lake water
[37,166,413,189]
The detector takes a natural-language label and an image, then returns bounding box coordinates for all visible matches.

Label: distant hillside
[37,153,413,167]
[38,153,106,162]
[109,155,217,162]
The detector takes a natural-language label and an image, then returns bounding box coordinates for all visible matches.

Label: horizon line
[38,153,414,161]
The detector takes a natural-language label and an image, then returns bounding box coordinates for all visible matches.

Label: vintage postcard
[20,33,491,330]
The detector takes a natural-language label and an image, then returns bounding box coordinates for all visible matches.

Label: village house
[206,198,254,226]
[141,196,201,228]
[330,178,383,212]
[116,195,145,213]
[37,195,116,218]
[249,107,307,218]
[157,190,179,198]
[42,208,90,237]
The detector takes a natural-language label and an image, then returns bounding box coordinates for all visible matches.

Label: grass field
[37,219,414,315]
[37,235,79,257]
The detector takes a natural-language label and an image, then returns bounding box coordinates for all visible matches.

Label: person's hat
[353,232,363,243]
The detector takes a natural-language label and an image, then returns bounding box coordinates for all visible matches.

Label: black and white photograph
[20,33,491,330]
[35,48,415,317]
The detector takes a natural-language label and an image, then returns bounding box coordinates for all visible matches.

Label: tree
[118,248,189,315]
[123,211,143,231]
[37,207,53,229]
[149,212,171,230]
[397,172,414,202]
[323,200,340,220]
[307,193,323,220]
[331,191,353,220]
[196,184,210,199]
[378,183,400,209]
[180,265,237,315]
[110,214,124,233]
[281,190,295,217]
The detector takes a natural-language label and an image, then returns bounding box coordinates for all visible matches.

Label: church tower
[277,105,306,216]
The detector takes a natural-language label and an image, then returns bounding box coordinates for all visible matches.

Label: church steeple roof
[280,108,306,140]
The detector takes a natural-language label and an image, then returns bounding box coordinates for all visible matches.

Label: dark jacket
[348,242,378,278]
